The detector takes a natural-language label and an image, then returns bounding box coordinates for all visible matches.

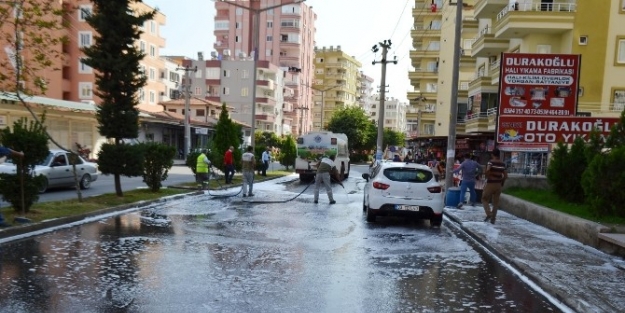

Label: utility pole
[444,0,463,190]
[372,40,397,161]
[217,0,306,148]
[177,65,197,159]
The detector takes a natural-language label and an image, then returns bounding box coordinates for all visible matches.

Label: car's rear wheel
[38,177,48,194]
[430,215,443,227]
[80,174,92,189]
[366,207,376,223]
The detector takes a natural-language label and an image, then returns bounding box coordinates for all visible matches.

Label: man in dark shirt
[481,148,507,224]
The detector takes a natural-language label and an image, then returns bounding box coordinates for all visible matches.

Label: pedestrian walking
[313,155,340,205]
[0,146,24,227]
[241,146,256,197]
[223,146,235,184]
[195,149,211,190]
[436,160,446,182]
[261,147,271,176]
[453,153,483,208]
[482,148,508,224]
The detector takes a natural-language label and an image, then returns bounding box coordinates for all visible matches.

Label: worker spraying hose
[313,155,342,204]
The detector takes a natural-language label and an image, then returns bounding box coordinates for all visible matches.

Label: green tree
[582,146,625,217]
[142,143,176,192]
[326,106,376,152]
[279,134,297,170]
[605,110,625,148]
[82,0,156,196]
[0,117,49,213]
[255,131,281,149]
[547,142,569,198]
[383,129,406,147]
[564,137,588,203]
[212,104,242,171]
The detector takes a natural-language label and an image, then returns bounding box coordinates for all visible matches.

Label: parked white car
[362,161,444,226]
[0,149,99,193]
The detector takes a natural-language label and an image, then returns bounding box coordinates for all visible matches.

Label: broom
[14,157,31,224]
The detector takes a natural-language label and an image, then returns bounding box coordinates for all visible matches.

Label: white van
[295,131,350,181]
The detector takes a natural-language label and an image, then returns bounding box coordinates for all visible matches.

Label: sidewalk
[444,205,625,313]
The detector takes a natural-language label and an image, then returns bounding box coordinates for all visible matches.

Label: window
[223,70,230,77]
[281,5,300,14]
[78,82,93,99]
[235,35,240,42]
[427,41,440,51]
[236,8,243,15]
[267,21,273,28]
[579,36,588,46]
[78,31,92,48]
[150,21,156,34]
[149,68,156,80]
[139,89,145,102]
[241,87,249,96]
[149,45,156,57]
[139,41,145,52]
[78,5,92,21]
[194,87,201,95]
[463,39,474,50]
[215,20,229,30]
[613,89,625,110]
[241,70,249,79]
[149,91,155,104]
[206,68,219,79]
[266,49,273,56]
[537,45,551,54]
[617,38,625,65]
[78,58,92,74]
[281,19,300,27]
[168,108,176,113]
[235,22,241,29]
[223,87,230,95]
[267,9,274,15]
[267,35,273,42]
[316,58,324,63]
[315,69,324,74]
[197,109,205,117]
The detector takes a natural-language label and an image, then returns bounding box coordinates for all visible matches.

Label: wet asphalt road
[0,166,561,312]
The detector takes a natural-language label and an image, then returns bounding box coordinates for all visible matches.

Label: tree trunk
[115,173,123,196]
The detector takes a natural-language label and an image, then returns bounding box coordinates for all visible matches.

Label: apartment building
[53,0,167,112]
[407,0,477,140]
[213,0,317,135]
[181,54,289,142]
[409,0,624,142]
[312,46,362,130]
[357,72,376,112]
[367,95,408,132]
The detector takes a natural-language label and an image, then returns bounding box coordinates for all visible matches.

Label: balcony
[412,1,443,20]
[488,60,500,82]
[471,26,509,58]
[494,2,576,39]
[255,113,276,123]
[411,25,441,39]
[255,95,276,106]
[410,48,440,60]
[409,68,439,81]
[325,62,349,68]
[460,54,475,69]
[279,52,300,62]
[474,0,509,19]
[279,39,301,47]
[257,79,275,91]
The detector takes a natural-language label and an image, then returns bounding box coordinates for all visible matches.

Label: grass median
[1,170,293,227]
[505,187,625,227]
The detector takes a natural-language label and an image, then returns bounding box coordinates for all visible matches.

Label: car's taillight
[373,182,390,190]
[427,186,442,193]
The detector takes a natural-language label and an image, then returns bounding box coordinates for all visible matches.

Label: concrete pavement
[444,204,625,313]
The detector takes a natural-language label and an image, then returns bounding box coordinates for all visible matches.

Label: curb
[0,174,292,240]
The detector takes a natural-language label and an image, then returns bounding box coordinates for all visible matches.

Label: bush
[582,146,625,217]
[186,151,201,174]
[97,143,145,178]
[0,117,49,213]
[142,143,176,192]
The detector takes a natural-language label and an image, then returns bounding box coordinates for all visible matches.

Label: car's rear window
[383,168,432,183]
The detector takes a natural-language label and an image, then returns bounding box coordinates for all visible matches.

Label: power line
[389,0,411,41]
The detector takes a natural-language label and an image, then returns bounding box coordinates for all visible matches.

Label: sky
[145,0,414,102]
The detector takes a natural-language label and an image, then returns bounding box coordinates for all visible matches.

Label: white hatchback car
[362,161,444,226]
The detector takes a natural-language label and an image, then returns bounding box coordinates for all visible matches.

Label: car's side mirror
[362,173,370,181]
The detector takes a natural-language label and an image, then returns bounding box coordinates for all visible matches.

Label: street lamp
[216,0,306,148]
